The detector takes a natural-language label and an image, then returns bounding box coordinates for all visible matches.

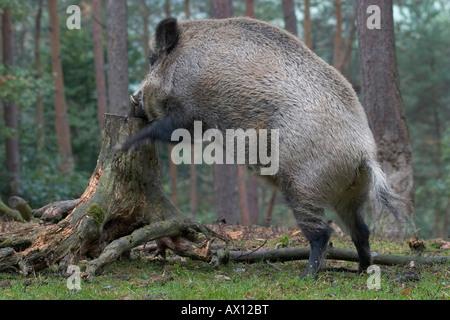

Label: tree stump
[0,114,225,277]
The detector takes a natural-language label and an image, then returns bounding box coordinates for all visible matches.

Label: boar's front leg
[115,115,181,153]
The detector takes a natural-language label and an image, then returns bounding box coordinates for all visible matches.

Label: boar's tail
[364,159,410,220]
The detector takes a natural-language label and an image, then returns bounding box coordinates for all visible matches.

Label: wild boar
[117,17,405,276]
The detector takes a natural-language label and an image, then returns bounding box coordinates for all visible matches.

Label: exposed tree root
[0,115,226,277]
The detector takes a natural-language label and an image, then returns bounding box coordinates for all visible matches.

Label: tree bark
[106,0,129,116]
[169,145,179,206]
[265,189,277,226]
[244,0,258,224]
[356,0,415,237]
[282,0,298,37]
[238,165,250,226]
[34,0,45,152]
[190,147,197,219]
[47,0,74,174]
[226,246,450,267]
[247,175,258,224]
[335,5,357,77]
[333,0,343,71]
[245,0,255,18]
[210,0,241,225]
[140,0,150,57]
[165,0,171,18]
[92,0,108,131]
[0,115,224,277]
[214,161,240,224]
[303,0,312,49]
[210,0,232,19]
[185,0,191,20]
[2,6,20,197]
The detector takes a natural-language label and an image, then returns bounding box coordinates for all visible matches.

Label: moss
[87,203,105,227]
[0,239,12,248]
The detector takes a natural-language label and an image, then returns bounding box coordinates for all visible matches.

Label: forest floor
[0,220,449,300]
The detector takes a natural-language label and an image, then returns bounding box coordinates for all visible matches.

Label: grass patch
[0,234,449,300]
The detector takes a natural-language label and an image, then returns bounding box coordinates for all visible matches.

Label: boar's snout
[128,88,148,120]
[130,89,142,107]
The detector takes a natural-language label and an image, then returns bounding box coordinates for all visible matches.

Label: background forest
[0,0,449,238]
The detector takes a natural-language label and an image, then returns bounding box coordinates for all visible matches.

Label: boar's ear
[155,18,179,53]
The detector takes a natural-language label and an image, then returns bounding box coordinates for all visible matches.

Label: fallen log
[226,246,450,266]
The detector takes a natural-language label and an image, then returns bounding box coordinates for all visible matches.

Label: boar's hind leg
[286,198,331,277]
[336,199,372,273]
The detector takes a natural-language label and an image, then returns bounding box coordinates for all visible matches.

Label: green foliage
[396,0,450,236]
[278,233,291,247]
[0,65,50,107]
[0,0,30,19]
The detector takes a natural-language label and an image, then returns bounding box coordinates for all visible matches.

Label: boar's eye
[149,53,158,66]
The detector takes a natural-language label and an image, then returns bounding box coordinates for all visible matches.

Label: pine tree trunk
[303,0,312,49]
[282,0,298,37]
[245,0,255,18]
[169,145,179,206]
[247,175,258,224]
[106,0,129,116]
[0,115,223,277]
[34,0,45,152]
[92,0,108,131]
[2,7,20,197]
[47,0,73,174]
[140,0,150,57]
[210,0,232,19]
[190,147,197,218]
[333,0,343,72]
[210,0,241,225]
[185,0,191,20]
[237,165,250,226]
[356,0,415,237]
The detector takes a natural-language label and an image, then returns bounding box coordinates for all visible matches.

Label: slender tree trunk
[190,147,197,219]
[34,0,44,152]
[245,0,255,18]
[210,0,240,225]
[47,0,74,174]
[185,0,191,19]
[106,0,129,116]
[237,165,249,226]
[165,0,171,18]
[244,0,258,225]
[168,145,179,206]
[303,0,312,49]
[210,0,232,19]
[2,7,20,196]
[282,0,298,37]
[92,0,108,131]
[431,95,443,237]
[333,0,343,71]
[443,204,449,238]
[247,175,258,224]
[140,0,150,58]
[214,160,239,224]
[336,5,357,77]
[356,0,415,237]
[265,189,277,226]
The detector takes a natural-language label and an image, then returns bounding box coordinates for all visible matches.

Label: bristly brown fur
[119,17,406,276]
